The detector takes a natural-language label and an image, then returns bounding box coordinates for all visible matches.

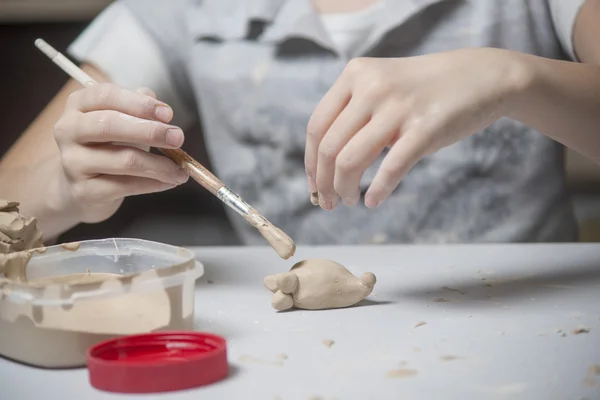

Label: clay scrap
[387,368,418,378]
[239,354,286,366]
[572,326,590,335]
[60,242,80,251]
[0,200,44,281]
[264,259,376,311]
[0,200,43,254]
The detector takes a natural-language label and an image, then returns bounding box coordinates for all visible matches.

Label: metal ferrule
[217,186,250,216]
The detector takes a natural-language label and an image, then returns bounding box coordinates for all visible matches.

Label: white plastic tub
[0,238,203,368]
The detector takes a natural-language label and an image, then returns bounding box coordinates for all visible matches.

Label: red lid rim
[87,331,229,393]
[87,331,227,367]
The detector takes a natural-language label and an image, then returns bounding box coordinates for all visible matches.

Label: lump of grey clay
[264,259,376,311]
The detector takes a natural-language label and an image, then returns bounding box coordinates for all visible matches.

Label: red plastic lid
[87,331,228,393]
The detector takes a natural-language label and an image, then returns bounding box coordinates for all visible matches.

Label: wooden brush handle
[159,148,224,195]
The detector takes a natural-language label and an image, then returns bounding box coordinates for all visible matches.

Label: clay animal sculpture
[264,259,376,311]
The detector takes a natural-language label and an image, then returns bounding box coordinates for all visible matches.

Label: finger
[315,98,371,210]
[365,132,429,208]
[334,110,404,205]
[71,110,184,148]
[305,77,351,197]
[119,86,156,151]
[65,144,189,185]
[136,87,157,99]
[71,175,179,205]
[68,83,173,123]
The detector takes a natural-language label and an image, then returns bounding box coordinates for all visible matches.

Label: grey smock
[68,0,586,245]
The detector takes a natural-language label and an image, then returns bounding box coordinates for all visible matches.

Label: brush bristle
[35,38,58,60]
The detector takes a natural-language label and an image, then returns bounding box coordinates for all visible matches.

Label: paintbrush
[34,38,296,260]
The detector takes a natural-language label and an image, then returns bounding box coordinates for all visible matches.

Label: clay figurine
[264,259,376,311]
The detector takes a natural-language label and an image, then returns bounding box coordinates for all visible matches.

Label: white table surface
[2,244,600,399]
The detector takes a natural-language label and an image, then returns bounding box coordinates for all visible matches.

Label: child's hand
[53,84,189,223]
[305,48,528,209]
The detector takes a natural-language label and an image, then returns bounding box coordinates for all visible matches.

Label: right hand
[54,83,189,224]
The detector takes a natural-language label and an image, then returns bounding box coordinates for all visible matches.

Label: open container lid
[87,331,228,393]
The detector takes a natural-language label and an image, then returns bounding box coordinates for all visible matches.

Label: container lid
[87,331,228,393]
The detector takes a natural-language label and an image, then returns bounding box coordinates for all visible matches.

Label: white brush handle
[35,38,96,87]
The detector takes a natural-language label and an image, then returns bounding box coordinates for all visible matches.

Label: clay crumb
[440,355,463,361]
[414,321,427,328]
[239,355,284,366]
[310,192,319,206]
[412,347,421,352]
[322,339,335,348]
[207,280,214,284]
[34,246,47,254]
[433,298,449,303]
[369,233,388,244]
[387,368,418,378]
[60,242,80,251]
[572,327,590,335]
[442,286,466,295]
[277,353,288,360]
[582,377,597,387]
[590,365,600,376]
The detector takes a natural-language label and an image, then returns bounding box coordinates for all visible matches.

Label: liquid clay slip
[0,238,203,368]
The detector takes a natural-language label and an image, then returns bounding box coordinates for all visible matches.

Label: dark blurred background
[1,1,599,244]
[0,0,239,246]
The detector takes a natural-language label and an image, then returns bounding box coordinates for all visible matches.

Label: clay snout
[360,272,376,293]
[264,272,298,311]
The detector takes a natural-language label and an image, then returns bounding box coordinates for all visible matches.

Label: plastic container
[0,238,203,368]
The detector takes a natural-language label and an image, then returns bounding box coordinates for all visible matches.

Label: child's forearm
[505,52,600,164]
[505,0,600,164]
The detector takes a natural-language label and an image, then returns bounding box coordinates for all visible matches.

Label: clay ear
[276,272,299,294]
[264,275,279,293]
[360,272,376,288]
[272,290,294,311]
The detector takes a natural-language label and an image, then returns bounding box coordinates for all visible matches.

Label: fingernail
[342,196,357,206]
[365,197,380,208]
[319,194,332,210]
[166,128,184,147]
[310,192,319,206]
[331,195,339,209]
[155,105,173,122]
[350,190,361,206]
